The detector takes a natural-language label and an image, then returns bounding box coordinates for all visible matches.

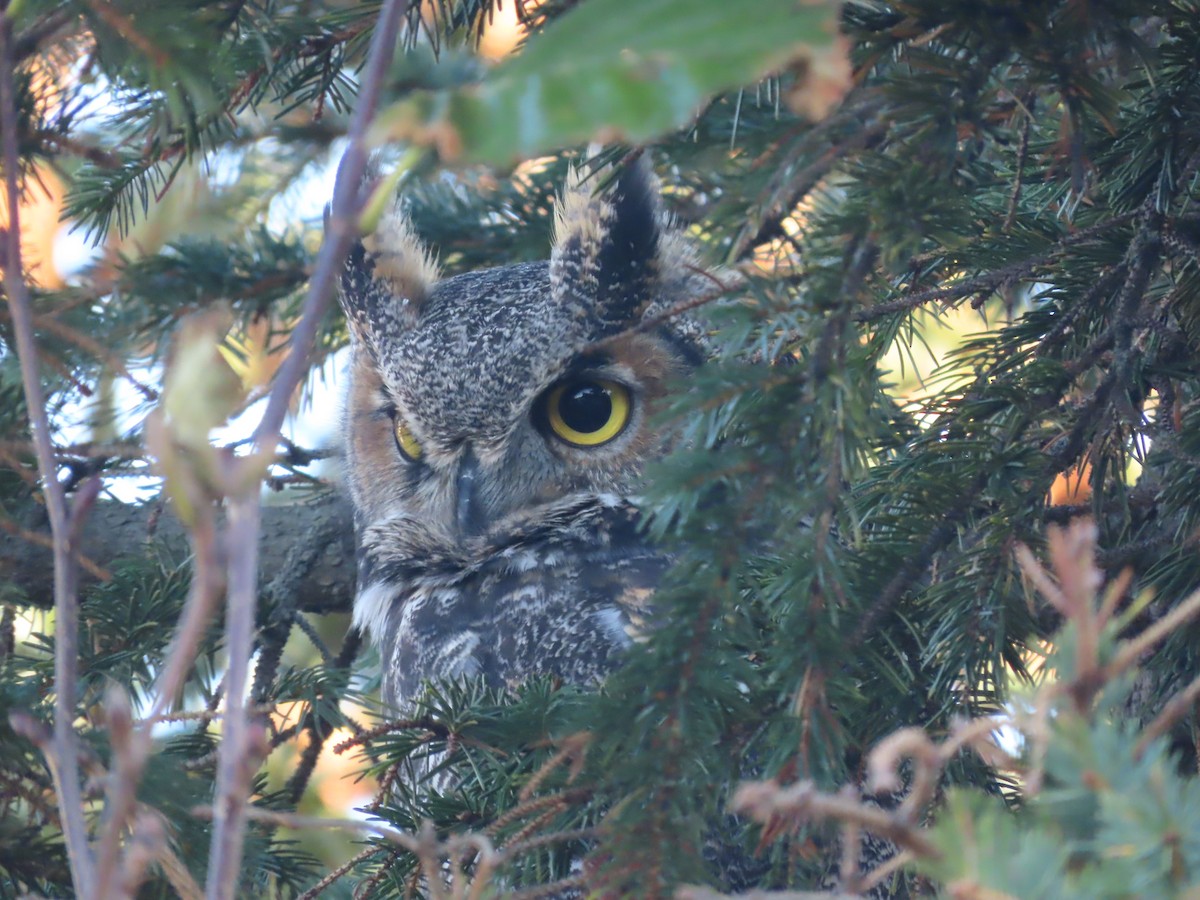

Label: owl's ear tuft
[551,154,662,330]
[339,202,440,353]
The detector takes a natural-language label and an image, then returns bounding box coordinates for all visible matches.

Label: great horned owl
[338,158,713,712]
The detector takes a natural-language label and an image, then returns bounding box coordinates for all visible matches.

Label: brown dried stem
[731,780,941,860]
[204,495,265,899]
[1134,670,1200,761]
[204,807,504,900]
[203,0,411,895]
[294,845,382,900]
[0,6,94,891]
[200,806,423,853]
[92,503,222,898]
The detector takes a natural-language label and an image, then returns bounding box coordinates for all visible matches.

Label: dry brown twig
[731,779,942,862]
[1,0,412,895]
[90,495,224,898]
[727,705,991,891]
[295,846,383,900]
[1011,519,1200,789]
[0,8,94,891]
[517,731,591,801]
[725,519,1200,897]
[1134,670,1200,761]
[194,807,508,900]
[201,1,411,897]
[321,724,593,894]
[677,886,859,900]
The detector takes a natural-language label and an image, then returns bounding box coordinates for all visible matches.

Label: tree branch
[205,494,263,899]
[0,8,94,891]
[206,0,411,895]
[0,491,357,614]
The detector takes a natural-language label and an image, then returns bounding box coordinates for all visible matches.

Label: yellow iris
[394,418,423,461]
[545,379,631,447]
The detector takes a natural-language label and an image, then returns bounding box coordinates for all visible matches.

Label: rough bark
[0,489,357,615]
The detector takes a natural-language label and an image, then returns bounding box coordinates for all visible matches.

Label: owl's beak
[455,448,486,537]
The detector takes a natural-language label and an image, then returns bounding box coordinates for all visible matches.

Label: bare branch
[204,495,264,899]
[731,780,941,860]
[852,211,1138,323]
[1104,582,1200,683]
[677,885,859,899]
[250,0,411,454]
[0,9,94,891]
[1134,669,1200,761]
[198,805,423,853]
[92,505,222,898]
[205,0,412,896]
[294,846,382,900]
[0,491,356,615]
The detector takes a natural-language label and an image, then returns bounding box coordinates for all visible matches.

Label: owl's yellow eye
[393,417,423,461]
[544,379,631,448]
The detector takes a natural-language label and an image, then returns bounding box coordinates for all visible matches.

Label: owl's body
[338,160,711,712]
[336,162,900,896]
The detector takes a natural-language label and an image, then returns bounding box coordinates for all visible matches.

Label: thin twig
[77,0,167,66]
[732,780,941,859]
[292,611,335,664]
[205,0,411,895]
[92,506,222,897]
[13,7,78,61]
[333,715,452,754]
[1003,98,1032,233]
[295,845,382,900]
[732,92,887,261]
[29,307,159,400]
[1104,583,1200,682]
[197,805,424,852]
[0,9,95,892]
[1134,670,1200,761]
[586,266,749,357]
[138,704,271,727]
[858,849,916,894]
[250,0,410,454]
[502,825,598,858]
[283,628,363,803]
[204,495,264,899]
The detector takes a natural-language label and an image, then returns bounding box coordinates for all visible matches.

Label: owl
[337,157,715,712]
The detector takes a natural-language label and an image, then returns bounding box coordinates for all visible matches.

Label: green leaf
[383,0,842,163]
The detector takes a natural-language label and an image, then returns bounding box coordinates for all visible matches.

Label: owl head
[337,158,711,590]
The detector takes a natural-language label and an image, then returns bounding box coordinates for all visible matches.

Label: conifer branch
[12,7,78,61]
[852,211,1138,324]
[731,780,941,860]
[732,94,888,261]
[283,628,363,803]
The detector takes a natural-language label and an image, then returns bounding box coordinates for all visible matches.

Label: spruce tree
[2,1,1200,897]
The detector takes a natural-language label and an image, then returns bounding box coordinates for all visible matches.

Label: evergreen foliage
[2,0,1200,897]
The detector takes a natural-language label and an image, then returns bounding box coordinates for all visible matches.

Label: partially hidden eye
[544,379,631,448]
[393,416,423,461]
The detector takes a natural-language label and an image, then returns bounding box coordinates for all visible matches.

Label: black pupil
[559,383,612,434]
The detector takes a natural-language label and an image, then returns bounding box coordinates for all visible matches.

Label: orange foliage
[477,2,525,60]
[1048,462,1093,506]
[0,165,65,289]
